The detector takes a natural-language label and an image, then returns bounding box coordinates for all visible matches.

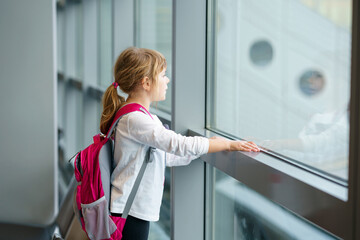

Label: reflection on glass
[299,70,325,96]
[207,0,352,180]
[207,167,338,240]
[135,0,172,113]
[99,0,113,87]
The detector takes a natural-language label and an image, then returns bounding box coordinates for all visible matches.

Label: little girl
[100,47,259,240]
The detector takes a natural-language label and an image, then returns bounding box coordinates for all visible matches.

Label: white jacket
[110,110,209,221]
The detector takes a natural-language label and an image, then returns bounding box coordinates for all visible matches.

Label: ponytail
[100,84,125,134]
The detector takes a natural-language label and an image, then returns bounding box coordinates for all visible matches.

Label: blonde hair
[100,47,167,134]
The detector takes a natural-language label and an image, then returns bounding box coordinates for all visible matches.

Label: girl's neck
[125,96,151,111]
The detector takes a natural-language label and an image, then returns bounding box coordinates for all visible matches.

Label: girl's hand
[208,136,260,153]
[229,140,260,152]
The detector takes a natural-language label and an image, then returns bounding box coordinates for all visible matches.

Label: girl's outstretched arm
[208,136,260,153]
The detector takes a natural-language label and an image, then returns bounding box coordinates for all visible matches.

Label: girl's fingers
[232,140,260,152]
[241,143,253,151]
[248,141,259,148]
[243,141,260,151]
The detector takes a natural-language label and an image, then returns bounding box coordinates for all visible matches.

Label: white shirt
[110,110,209,221]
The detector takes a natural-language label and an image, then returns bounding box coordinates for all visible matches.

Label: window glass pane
[99,0,113,87]
[207,0,352,180]
[135,0,172,114]
[63,0,83,80]
[206,167,338,240]
[75,1,84,79]
[56,3,65,74]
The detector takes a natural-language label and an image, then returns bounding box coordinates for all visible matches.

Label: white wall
[0,0,57,226]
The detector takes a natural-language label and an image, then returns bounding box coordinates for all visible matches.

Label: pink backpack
[73,103,154,240]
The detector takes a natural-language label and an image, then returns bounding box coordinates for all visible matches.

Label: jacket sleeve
[127,112,209,157]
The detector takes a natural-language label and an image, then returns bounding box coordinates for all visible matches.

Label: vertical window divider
[171,0,207,239]
[349,0,360,238]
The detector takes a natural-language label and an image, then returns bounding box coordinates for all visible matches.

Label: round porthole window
[249,40,273,67]
[299,70,325,96]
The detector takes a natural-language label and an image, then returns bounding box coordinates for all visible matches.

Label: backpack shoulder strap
[106,103,153,139]
[122,146,155,219]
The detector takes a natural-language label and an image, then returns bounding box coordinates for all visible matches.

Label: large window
[135,0,172,114]
[207,0,352,181]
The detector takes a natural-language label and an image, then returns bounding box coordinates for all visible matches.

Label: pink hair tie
[112,82,119,89]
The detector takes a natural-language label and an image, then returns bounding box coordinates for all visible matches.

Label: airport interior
[0,0,360,239]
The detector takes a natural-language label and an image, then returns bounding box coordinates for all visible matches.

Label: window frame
[170,0,207,239]
[349,0,360,238]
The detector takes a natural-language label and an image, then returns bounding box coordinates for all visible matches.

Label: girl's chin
[161,93,167,101]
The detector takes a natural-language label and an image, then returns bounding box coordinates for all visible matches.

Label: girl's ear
[141,77,152,91]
